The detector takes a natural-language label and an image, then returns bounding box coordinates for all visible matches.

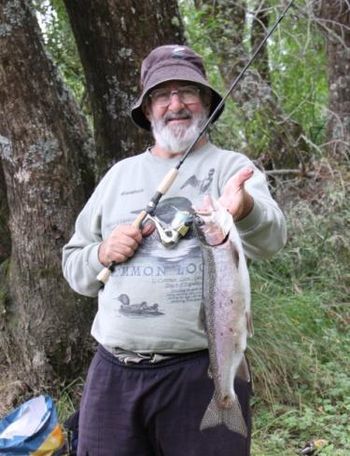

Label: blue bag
[0,395,64,455]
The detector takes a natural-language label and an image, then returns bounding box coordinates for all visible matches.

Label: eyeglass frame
[147,84,203,108]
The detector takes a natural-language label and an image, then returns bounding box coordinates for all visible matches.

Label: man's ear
[143,103,151,121]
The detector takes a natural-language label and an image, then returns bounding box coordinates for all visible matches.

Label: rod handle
[97,265,113,284]
[156,168,178,194]
[132,210,147,228]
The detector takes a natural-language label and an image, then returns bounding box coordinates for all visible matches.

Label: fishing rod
[97,0,294,285]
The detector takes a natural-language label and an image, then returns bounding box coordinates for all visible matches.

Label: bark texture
[64,0,185,178]
[195,0,309,169]
[0,0,96,390]
[314,0,350,159]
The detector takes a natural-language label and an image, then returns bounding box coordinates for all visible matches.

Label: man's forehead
[152,80,200,91]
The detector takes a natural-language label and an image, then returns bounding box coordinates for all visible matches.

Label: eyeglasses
[149,85,201,108]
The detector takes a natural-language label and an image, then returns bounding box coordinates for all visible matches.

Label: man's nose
[167,91,185,111]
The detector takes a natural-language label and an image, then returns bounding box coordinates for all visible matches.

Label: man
[62,45,286,456]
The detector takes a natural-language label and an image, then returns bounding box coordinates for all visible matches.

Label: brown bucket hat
[131,44,224,131]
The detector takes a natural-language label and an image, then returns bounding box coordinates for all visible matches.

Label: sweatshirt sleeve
[235,165,287,260]
[62,186,104,297]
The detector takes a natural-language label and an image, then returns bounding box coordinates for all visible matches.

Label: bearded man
[62,45,286,456]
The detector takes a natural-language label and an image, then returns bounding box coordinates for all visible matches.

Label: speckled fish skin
[195,201,253,438]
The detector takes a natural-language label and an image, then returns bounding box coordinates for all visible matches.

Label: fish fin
[237,357,251,382]
[200,395,248,438]
[246,311,254,337]
[212,198,234,235]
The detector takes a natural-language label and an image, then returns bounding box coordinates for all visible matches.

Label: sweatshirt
[62,142,287,352]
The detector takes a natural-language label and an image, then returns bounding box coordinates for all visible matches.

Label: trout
[194,197,253,438]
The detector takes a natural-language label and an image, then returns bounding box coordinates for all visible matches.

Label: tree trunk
[195,0,309,169]
[63,0,185,178]
[314,0,350,159]
[0,0,96,392]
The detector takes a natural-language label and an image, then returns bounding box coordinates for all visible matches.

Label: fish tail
[200,395,248,438]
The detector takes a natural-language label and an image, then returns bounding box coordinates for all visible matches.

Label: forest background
[0,0,349,454]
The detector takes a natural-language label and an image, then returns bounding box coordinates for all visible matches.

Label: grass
[248,168,350,454]
[55,377,84,424]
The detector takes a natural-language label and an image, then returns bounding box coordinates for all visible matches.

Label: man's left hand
[218,167,254,221]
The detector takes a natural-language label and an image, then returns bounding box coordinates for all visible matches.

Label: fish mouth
[193,214,228,246]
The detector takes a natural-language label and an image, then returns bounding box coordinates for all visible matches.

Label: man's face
[145,81,210,154]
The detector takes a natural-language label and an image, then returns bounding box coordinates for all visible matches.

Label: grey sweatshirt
[62,142,286,352]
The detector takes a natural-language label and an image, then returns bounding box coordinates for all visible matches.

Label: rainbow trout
[194,197,253,437]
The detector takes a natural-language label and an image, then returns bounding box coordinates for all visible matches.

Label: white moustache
[165,110,192,123]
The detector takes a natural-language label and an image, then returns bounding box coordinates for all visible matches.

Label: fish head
[193,195,232,246]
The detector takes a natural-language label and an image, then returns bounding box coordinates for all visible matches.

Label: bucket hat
[131,45,224,131]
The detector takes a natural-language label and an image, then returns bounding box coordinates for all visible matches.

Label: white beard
[150,109,208,154]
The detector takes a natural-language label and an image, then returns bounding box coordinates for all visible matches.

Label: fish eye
[194,215,205,226]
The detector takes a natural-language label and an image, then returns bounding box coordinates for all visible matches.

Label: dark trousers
[78,345,252,456]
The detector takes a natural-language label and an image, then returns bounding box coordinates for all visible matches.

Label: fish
[194,196,253,438]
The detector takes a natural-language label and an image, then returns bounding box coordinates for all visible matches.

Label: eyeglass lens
[151,86,200,107]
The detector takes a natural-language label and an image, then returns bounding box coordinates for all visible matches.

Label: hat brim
[131,65,224,131]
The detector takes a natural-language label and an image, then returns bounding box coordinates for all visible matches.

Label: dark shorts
[78,345,252,456]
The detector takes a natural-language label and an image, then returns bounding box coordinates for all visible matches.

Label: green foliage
[180,0,329,158]
[268,0,329,146]
[249,169,350,453]
[252,376,350,455]
[179,0,247,152]
[33,0,87,110]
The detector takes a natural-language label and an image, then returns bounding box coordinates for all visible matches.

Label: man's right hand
[98,223,154,266]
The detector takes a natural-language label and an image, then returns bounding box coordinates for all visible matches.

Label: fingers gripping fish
[194,196,253,438]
